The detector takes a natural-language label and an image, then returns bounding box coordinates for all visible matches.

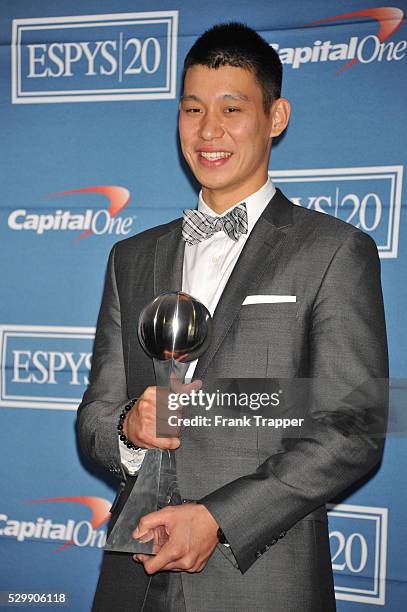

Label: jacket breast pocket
[238,302,299,324]
[217,303,300,378]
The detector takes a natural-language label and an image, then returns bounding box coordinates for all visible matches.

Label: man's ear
[269,98,291,137]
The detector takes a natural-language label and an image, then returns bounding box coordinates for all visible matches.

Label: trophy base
[105,450,162,554]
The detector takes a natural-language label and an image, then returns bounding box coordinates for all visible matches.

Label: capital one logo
[328,504,388,605]
[270,6,405,71]
[0,496,111,550]
[8,185,134,240]
[12,11,178,104]
[269,166,403,258]
[0,325,95,410]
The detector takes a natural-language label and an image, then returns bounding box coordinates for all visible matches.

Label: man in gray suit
[77,23,388,612]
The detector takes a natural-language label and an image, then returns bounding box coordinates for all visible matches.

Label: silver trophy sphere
[138,291,212,363]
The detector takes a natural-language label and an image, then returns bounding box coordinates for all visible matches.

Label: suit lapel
[154,222,184,295]
[151,189,294,380]
[194,189,293,379]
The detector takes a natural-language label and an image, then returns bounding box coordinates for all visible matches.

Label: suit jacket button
[279,531,286,539]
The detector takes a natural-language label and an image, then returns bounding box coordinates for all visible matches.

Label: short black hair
[182,22,282,113]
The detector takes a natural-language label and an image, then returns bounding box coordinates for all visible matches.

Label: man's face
[179,64,280,207]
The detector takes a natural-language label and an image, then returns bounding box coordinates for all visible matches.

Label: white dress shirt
[120,178,276,474]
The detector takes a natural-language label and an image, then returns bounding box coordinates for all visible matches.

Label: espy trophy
[105,291,211,554]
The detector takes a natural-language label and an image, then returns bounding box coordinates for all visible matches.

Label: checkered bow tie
[182,202,248,246]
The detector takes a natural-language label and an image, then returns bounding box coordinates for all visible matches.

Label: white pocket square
[242,295,297,305]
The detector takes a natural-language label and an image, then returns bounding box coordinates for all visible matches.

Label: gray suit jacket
[77,189,388,612]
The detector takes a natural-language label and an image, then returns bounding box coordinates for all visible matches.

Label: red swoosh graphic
[47,185,131,240]
[306,7,404,73]
[29,496,111,552]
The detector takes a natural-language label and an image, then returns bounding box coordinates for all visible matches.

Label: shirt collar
[197,178,276,233]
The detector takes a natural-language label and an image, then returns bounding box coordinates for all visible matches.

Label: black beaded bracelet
[117,398,141,450]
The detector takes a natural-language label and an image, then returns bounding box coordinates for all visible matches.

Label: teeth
[200,151,232,160]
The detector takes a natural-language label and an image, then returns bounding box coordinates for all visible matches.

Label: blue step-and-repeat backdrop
[0,0,406,610]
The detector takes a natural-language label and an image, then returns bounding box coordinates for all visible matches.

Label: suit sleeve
[200,230,389,573]
[76,245,128,479]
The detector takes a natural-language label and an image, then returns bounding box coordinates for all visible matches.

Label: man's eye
[224,107,240,113]
[184,107,202,113]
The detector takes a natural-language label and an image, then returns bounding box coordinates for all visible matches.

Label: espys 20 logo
[328,504,388,605]
[12,11,178,104]
[271,6,405,71]
[8,186,133,240]
[270,166,403,258]
[0,325,95,410]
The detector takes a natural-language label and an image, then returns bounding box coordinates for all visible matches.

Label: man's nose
[198,112,224,140]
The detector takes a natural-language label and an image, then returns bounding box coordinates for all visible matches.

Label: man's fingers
[132,392,156,416]
[133,554,150,564]
[133,508,171,539]
[141,542,182,574]
[170,376,202,394]
[152,525,169,553]
[142,386,157,398]
[127,378,203,449]
[127,391,181,449]
[169,563,204,573]
[161,437,181,449]
[183,379,203,393]
[149,436,180,450]
[135,528,155,544]
[157,558,196,572]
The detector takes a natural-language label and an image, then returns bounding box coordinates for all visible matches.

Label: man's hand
[132,503,219,574]
[124,378,201,449]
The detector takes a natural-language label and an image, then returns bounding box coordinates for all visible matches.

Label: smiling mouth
[199,151,232,160]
